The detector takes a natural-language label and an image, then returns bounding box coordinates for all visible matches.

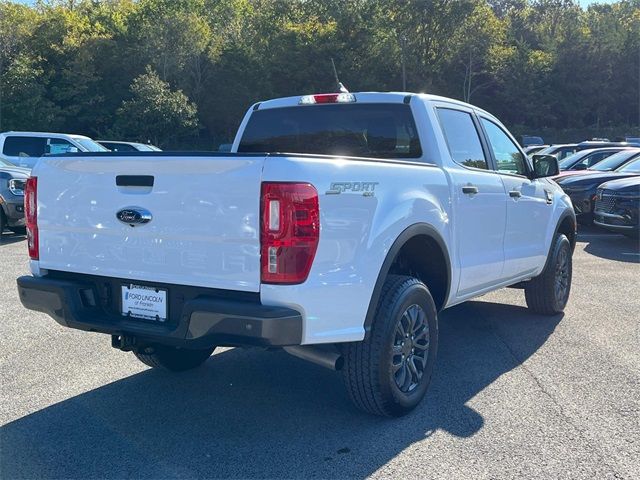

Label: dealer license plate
[121,284,167,322]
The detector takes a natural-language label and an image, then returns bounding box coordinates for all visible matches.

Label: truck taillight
[25,177,38,260]
[261,182,319,284]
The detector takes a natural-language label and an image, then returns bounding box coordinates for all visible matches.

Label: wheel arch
[535,208,576,278]
[556,209,577,252]
[363,223,451,338]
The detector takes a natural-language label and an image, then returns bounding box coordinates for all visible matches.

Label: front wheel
[342,275,438,417]
[524,233,572,315]
[134,345,215,372]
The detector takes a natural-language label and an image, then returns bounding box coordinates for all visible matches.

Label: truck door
[479,117,553,279]
[435,106,507,298]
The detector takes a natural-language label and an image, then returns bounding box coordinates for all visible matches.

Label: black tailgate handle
[116,175,154,187]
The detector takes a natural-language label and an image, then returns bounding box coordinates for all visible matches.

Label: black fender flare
[363,223,452,338]
[554,208,577,250]
[535,208,576,277]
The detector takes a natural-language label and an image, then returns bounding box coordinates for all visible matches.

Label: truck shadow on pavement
[1,301,561,479]
[578,226,640,263]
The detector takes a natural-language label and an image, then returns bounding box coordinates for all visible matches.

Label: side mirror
[531,154,559,178]
[574,163,587,171]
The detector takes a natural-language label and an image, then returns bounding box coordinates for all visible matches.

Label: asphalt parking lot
[1,227,638,479]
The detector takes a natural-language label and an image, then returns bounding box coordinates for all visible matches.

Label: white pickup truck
[17,92,576,416]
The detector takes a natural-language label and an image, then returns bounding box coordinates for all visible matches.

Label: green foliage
[114,66,199,146]
[0,0,638,147]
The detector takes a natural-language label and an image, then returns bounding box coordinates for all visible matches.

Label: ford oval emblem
[116,207,152,227]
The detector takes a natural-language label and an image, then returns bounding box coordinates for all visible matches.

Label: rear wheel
[342,275,438,417]
[524,233,572,315]
[134,345,215,372]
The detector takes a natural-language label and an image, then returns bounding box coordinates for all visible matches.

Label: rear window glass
[72,137,109,152]
[238,104,422,159]
[436,108,488,170]
[2,136,47,157]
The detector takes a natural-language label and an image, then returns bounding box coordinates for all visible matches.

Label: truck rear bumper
[17,275,302,348]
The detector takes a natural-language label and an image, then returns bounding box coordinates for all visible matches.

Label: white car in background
[0,131,108,169]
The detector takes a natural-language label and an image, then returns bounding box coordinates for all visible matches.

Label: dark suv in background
[594,177,640,238]
[0,157,29,235]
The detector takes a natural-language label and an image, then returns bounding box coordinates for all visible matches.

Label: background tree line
[1,0,638,149]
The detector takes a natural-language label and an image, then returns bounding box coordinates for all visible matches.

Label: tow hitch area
[111,334,138,352]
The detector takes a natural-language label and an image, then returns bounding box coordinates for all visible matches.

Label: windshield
[618,158,640,173]
[238,104,422,159]
[72,137,109,152]
[593,151,639,171]
[134,143,156,151]
[559,151,588,169]
[537,145,577,160]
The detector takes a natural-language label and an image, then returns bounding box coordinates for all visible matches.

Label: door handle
[116,175,154,187]
[509,190,522,198]
[462,185,479,195]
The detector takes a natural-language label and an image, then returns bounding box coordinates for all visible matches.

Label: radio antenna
[331,58,349,93]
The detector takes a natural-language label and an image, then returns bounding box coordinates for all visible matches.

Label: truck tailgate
[33,154,264,292]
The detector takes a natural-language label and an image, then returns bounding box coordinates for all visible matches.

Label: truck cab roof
[255,91,494,116]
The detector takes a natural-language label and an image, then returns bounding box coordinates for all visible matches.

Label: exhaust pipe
[284,345,344,371]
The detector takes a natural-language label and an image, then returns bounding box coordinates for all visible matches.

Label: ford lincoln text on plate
[16,92,576,416]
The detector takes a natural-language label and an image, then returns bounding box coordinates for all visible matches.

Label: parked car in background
[576,140,639,150]
[0,157,29,235]
[538,141,639,163]
[556,157,640,224]
[524,145,549,156]
[553,149,640,180]
[0,131,108,169]
[558,147,629,171]
[519,135,544,147]
[594,177,640,238]
[97,140,162,152]
[536,144,579,161]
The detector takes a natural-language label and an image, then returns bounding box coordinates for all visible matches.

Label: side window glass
[436,108,488,170]
[2,136,47,157]
[589,152,608,166]
[481,119,528,176]
[47,138,78,154]
[575,155,591,168]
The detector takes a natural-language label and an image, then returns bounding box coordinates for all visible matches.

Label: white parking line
[577,234,620,238]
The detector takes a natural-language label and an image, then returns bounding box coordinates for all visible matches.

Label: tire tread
[343,275,434,416]
[524,234,571,315]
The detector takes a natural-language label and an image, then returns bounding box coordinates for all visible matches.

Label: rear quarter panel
[260,156,452,344]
